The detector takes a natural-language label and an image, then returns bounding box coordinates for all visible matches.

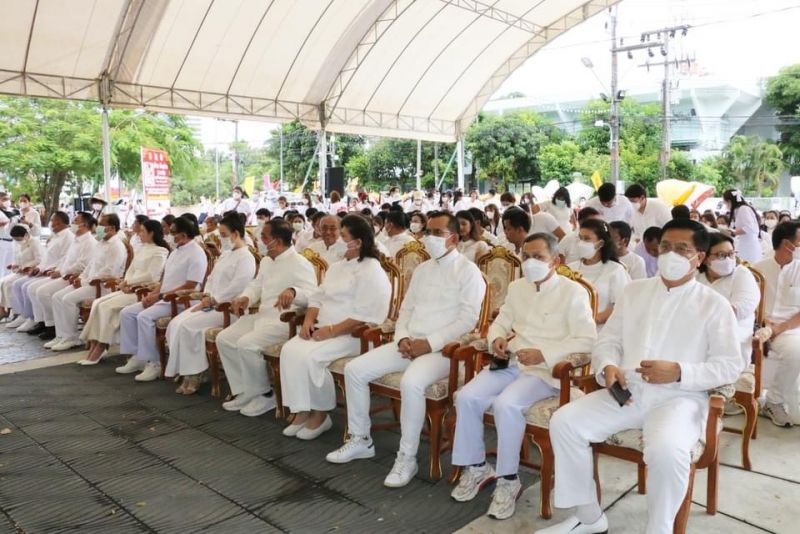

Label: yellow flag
[242,176,255,197]
[590,170,603,191]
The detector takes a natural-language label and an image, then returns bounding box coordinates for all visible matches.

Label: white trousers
[216,314,289,398]
[764,331,800,422]
[32,277,71,325]
[0,273,24,308]
[119,301,172,363]
[0,240,12,279]
[24,277,52,320]
[165,307,227,377]
[550,377,707,534]
[451,365,557,476]
[52,284,98,341]
[280,334,361,413]
[344,343,450,456]
[80,291,138,344]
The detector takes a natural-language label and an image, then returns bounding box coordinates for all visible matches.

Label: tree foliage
[765,64,800,174]
[722,135,784,196]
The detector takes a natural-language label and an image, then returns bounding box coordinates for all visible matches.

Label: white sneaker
[451,463,496,502]
[762,402,794,428]
[487,477,522,520]
[134,362,161,382]
[43,337,63,349]
[326,436,375,464]
[296,415,332,440]
[222,395,253,412]
[6,315,25,328]
[115,357,146,374]
[535,513,608,534]
[240,394,277,417]
[384,452,418,488]
[16,319,37,332]
[51,338,84,352]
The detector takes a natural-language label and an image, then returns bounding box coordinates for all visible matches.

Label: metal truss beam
[440,0,541,34]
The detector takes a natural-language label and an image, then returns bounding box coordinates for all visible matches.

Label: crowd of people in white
[0,180,798,534]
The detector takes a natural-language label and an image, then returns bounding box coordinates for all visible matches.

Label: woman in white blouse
[165,214,257,394]
[409,212,427,241]
[697,233,760,370]
[536,186,574,234]
[456,210,491,263]
[568,219,630,326]
[280,215,391,440]
[723,189,762,263]
[78,220,169,364]
[16,194,41,238]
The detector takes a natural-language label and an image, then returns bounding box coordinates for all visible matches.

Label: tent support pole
[101,107,112,202]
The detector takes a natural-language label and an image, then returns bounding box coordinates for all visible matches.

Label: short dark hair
[524,232,558,255]
[10,225,28,238]
[552,186,571,208]
[642,226,662,243]
[597,183,616,202]
[428,211,459,235]
[489,188,497,195]
[580,219,618,264]
[180,212,199,229]
[134,214,149,226]
[609,220,632,243]
[707,232,734,251]
[51,211,70,226]
[75,211,96,229]
[500,192,516,204]
[671,205,690,220]
[624,184,646,199]
[305,207,318,218]
[577,206,600,223]
[502,207,531,233]
[467,207,488,227]
[256,208,271,218]
[162,214,176,226]
[341,214,380,261]
[385,210,408,229]
[266,219,294,247]
[205,215,218,225]
[311,211,326,225]
[18,194,31,202]
[660,219,710,253]
[171,216,197,238]
[772,221,800,251]
[219,213,245,239]
[101,213,121,232]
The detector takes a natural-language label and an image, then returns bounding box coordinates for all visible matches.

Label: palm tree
[724,136,784,196]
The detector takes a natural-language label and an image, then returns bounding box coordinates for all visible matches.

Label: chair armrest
[361,326,385,348]
[695,393,725,468]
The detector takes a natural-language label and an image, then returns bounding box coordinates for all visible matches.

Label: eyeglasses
[658,242,697,257]
[708,251,736,261]
[423,229,452,238]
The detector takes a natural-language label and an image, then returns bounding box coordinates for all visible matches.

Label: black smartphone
[609,382,632,407]
[489,349,513,371]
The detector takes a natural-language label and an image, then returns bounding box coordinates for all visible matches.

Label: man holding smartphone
[540,219,742,534]
[449,233,597,520]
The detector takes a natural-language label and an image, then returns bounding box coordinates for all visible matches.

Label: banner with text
[140,147,171,217]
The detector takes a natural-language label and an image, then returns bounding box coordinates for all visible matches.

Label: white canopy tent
[0,0,616,190]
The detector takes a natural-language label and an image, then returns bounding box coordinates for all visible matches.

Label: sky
[198,0,800,149]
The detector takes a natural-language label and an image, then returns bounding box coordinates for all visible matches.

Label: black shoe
[27,322,46,336]
[38,327,56,341]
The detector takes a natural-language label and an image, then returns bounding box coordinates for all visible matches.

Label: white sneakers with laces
[450,463,496,502]
[534,513,609,534]
[487,477,522,520]
[116,356,146,374]
[134,362,161,382]
[762,402,794,427]
[383,452,418,488]
[326,436,375,463]
[240,395,276,417]
[222,395,253,412]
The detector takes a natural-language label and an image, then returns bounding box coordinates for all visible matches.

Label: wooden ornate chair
[203,233,222,258]
[721,262,766,470]
[476,246,522,319]
[394,240,430,301]
[327,273,492,481]
[78,238,135,323]
[445,264,598,519]
[153,244,215,379]
[589,383,730,534]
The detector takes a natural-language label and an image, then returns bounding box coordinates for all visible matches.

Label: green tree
[765,64,800,174]
[723,135,784,196]
[538,140,581,183]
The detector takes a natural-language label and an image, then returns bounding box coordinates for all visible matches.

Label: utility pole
[279,126,284,192]
[416,140,422,190]
[433,143,439,186]
[609,6,620,186]
[660,37,671,181]
[233,120,240,186]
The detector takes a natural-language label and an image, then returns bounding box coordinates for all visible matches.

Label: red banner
[140,147,171,217]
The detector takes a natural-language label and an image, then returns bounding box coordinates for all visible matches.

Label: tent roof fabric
[0,0,616,141]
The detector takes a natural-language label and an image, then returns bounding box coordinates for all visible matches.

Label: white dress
[539,201,572,233]
[732,205,762,263]
[568,259,631,319]
[457,239,491,263]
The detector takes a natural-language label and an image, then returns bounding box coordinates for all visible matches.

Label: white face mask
[718,224,729,230]
[165,235,176,247]
[92,203,103,210]
[710,257,735,277]
[292,222,304,232]
[409,222,423,234]
[220,236,233,252]
[630,201,641,211]
[2,200,11,209]
[658,251,695,281]
[19,202,29,210]
[522,258,552,283]
[765,219,777,229]
[577,240,598,260]
[554,199,567,209]
[422,235,448,259]
[70,224,80,234]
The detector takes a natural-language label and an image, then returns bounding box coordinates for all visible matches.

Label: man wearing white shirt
[326,212,485,489]
[625,183,672,242]
[450,233,596,520]
[308,215,347,265]
[530,209,565,240]
[610,221,647,280]
[499,207,531,257]
[585,183,633,224]
[540,219,741,534]
[218,186,252,216]
[116,217,208,382]
[11,212,75,332]
[27,212,97,340]
[0,225,43,322]
[216,219,318,416]
[383,210,415,257]
[755,221,800,427]
[49,214,128,351]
